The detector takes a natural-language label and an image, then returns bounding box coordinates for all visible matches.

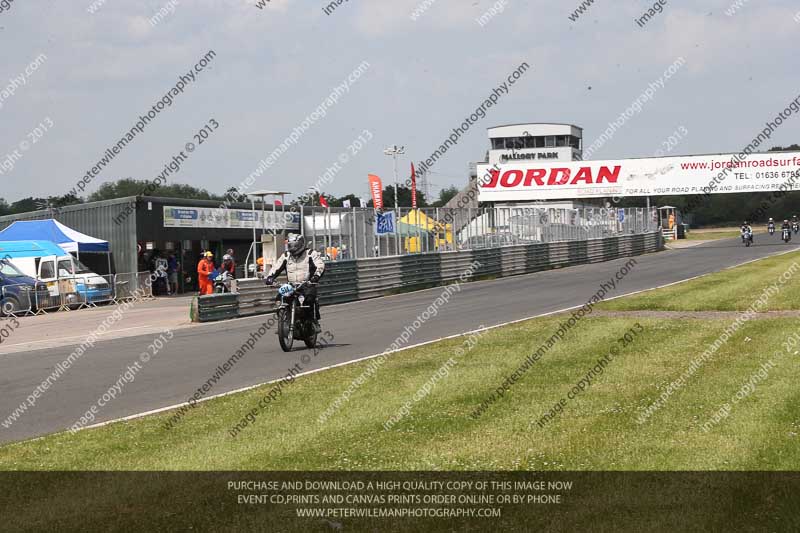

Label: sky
[1,0,799,204]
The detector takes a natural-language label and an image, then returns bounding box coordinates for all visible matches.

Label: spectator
[153,251,170,296]
[167,254,180,295]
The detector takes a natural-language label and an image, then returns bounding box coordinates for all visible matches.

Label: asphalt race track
[2,235,798,445]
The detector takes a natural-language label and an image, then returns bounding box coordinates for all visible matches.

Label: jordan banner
[477,152,800,202]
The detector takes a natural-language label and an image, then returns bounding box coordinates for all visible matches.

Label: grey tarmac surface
[1,234,798,445]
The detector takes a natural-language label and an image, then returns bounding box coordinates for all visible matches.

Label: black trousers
[273,284,320,320]
[303,285,321,320]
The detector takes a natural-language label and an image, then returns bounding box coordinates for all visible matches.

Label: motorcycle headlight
[298,295,305,304]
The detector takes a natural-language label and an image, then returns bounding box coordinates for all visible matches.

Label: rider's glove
[309,274,320,284]
[265,276,274,286]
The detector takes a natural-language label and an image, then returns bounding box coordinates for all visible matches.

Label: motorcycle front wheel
[277,307,294,352]
[304,320,318,349]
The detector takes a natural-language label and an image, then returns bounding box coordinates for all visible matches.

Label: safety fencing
[192,231,663,322]
[299,206,659,261]
[0,271,154,317]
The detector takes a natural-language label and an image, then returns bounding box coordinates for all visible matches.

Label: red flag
[368,174,384,211]
[274,199,283,206]
[319,195,329,209]
[410,163,417,209]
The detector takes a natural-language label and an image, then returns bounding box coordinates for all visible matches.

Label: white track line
[1,325,158,348]
[13,246,798,444]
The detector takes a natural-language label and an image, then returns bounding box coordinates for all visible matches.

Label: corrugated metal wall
[0,197,138,274]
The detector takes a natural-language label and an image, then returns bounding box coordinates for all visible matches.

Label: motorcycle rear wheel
[277,307,294,352]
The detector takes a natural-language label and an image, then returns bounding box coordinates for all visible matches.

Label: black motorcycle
[793,222,799,235]
[274,282,318,352]
[783,227,792,243]
[742,229,753,247]
[768,224,775,236]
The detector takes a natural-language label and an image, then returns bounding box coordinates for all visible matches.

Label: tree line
[0,179,463,216]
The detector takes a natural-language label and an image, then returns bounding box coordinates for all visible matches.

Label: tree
[88,179,220,202]
[51,193,82,207]
[434,186,460,207]
[374,185,428,208]
[9,197,47,214]
[768,145,800,152]
[223,187,248,203]
[338,193,362,208]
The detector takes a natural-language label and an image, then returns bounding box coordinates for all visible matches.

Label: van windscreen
[0,260,27,278]
[74,260,93,274]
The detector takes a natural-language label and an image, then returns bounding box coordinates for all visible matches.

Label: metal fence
[301,206,659,260]
[0,271,154,317]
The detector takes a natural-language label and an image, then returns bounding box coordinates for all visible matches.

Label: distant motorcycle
[768,224,775,236]
[742,229,753,247]
[793,222,799,235]
[783,227,792,243]
[274,282,318,352]
[213,270,233,294]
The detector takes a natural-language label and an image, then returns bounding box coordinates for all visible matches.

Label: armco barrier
[190,293,239,323]
[190,232,663,323]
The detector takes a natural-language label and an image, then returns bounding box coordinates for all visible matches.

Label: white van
[1,240,112,303]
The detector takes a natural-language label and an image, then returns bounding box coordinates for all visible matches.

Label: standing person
[167,254,180,295]
[197,251,215,295]
[153,251,170,296]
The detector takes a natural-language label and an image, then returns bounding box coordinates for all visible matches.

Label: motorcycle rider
[740,221,753,243]
[221,254,236,276]
[265,234,325,331]
[767,218,775,234]
[782,219,792,240]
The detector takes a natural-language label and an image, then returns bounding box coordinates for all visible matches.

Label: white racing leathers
[268,249,325,320]
[268,249,325,283]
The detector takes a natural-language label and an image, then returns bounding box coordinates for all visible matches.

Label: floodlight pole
[384,145,405,256]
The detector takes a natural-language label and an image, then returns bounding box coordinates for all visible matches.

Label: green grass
[600,250,800,311]
[2,252,800,473]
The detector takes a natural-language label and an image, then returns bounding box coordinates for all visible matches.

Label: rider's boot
[313,303,322,334]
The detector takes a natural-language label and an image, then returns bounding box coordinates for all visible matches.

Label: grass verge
[599,249,800,311]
